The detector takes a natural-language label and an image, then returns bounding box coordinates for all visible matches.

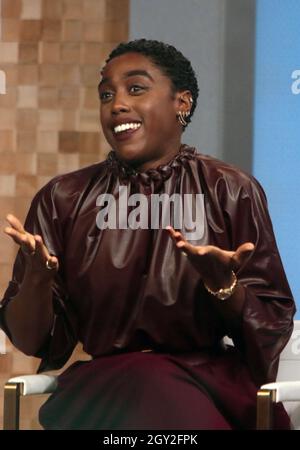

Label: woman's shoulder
[48,159,107,188]
[30,159,109,210]
[39,159,108,193]
[193,149,265,197]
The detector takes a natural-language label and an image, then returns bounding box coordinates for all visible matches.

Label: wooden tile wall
[0,0,129,429]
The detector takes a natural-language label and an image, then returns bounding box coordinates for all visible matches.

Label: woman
[0,39,295,429]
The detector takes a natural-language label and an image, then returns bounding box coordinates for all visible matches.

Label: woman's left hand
[166,226,254,291]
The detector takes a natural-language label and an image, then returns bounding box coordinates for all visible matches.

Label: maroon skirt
[39,350,290,430]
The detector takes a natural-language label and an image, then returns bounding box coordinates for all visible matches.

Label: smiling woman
[0,39,295,430]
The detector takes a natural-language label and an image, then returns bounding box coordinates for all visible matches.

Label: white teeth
[114,122,141,134]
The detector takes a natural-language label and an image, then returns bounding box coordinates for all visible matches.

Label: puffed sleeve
[221,173,296,385]
[0,180,78,372]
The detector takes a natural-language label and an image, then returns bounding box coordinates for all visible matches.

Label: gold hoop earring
[177,111,190,127]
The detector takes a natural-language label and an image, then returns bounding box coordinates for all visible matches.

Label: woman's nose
[111,92,130,114]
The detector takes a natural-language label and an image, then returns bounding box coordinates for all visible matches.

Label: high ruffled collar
[106,144,197,187]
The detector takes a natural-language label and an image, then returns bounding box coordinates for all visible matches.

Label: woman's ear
[174,90,193,129]
[175,90,193,114]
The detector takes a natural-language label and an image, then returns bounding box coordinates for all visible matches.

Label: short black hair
[105,39,199,128]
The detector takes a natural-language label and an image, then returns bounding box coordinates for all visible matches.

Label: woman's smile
[112,120,142,141]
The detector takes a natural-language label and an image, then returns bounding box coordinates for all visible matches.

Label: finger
[4,225,26,242]
[235,242,254,258]
[21,237,36,255]
[34,235,49,259]
[45,256,59,271]
[166,226,187,243]
[176,239,201,258]
[4,225,23,244]
[34,236,59,271]
[232,242,254,269]
[165,226,183,237]
[165,226,179,239]
[4,225,35,254]
[6,214,26,234]
[168,228,205,257]
[166,226,191,255]
[5,214,35,252]
[240,242,255,252]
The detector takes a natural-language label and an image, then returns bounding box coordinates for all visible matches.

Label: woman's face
[99,52,183,168]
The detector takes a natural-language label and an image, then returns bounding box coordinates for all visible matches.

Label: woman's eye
[129,85,145,94]
[99,91,113,102]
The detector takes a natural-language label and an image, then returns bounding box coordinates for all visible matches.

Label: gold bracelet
[204,271,237,301]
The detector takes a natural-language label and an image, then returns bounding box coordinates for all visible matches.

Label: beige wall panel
[0,0,129,429]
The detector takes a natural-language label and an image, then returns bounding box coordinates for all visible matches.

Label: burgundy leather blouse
[0,145,295,384]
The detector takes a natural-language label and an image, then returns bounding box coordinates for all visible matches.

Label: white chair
[3,374,58,430]
[257,320,300,429]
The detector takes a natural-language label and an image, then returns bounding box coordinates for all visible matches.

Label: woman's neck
[125,144,184,172]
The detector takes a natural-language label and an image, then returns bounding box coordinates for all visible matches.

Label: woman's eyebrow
[99,69,154,88]
[123,70,154,81]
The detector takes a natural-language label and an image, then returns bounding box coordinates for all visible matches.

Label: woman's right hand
[4,213,59,276]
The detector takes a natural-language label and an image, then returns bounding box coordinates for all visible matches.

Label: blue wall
[253,0,300,316]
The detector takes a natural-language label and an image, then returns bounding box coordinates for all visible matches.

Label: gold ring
[45,259,55,270]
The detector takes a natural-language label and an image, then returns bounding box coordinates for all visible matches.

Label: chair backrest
[277,320,300,429]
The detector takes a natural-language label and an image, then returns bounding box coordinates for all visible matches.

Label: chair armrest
[7,374,58,396]
[260,381,300,403]
[257,381,300,429]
